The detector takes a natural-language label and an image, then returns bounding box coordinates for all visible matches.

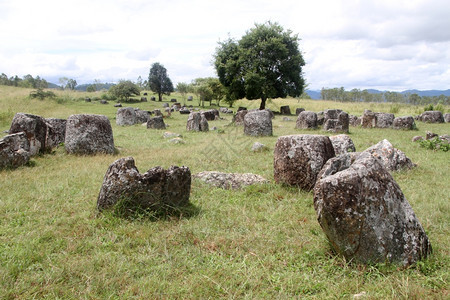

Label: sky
[0,0,449,91]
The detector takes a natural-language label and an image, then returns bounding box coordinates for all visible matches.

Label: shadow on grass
[100,200,201,222]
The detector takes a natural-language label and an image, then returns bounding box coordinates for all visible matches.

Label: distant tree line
[320,87,450,105]
[0,73,49,89]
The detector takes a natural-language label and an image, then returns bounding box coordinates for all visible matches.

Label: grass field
[0,86,449,299]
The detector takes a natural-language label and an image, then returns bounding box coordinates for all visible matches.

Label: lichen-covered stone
[393,116,416,130]
[295,108,305,116]
[363,139,416,171]
[193,171,268,190]
[135,109,150,124]
[116,107,136,126]
[295,111,318,129]
[0,132,30,169]
[444,113,450,123]
[251,142,267,152]
[147,116,166,129]
[329,134,356,156]
[280,105,291,115]
[65,114,115,155]
[244,110,272,136]
[233,110,248,125]
[419,111,444,123]
[9,113,49,155]
[97,157,191,212]
[186,112,209,132]
[45,118,67,148]
[202,109,219,121]
[274,134,335,191]
[323,111,349,133]
[375,113,395,128]
[324,109,342,122]
[349,115,361,126]
[361,110,377,128]
[313,152,432,266]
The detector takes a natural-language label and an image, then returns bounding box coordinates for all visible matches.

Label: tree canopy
[108,80,140,101]
[214,21,306,109]
[148,62,174,101]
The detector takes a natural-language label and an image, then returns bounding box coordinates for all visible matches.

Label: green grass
[0,86,449,299]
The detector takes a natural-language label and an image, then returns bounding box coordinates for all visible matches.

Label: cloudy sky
[0,0,449,91]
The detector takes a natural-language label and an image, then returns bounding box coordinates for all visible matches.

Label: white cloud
[0,0,449,90]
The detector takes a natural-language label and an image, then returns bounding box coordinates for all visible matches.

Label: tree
[66,79,77,90]
[148,62,174,101]
[176,82,189,104]
[136,76,144,89]
[207,78,226,106]
[59,77,68,89]
[214,21,305,110]
[109,80,140,102]
[86,84,97,92]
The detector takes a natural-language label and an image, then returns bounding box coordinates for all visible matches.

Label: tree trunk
[158,92,162,101]
[259,95,266,110]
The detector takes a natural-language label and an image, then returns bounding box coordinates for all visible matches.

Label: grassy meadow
[0,86,449,299]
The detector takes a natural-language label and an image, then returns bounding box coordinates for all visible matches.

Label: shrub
[29,88,56,100]
[389,103,400,114]
[423,104,434,112]
[419,137,449,152]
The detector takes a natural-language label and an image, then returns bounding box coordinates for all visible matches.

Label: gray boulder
[323,109,342,122]
[163,132,182,139]
[186,112,209,132]
[419,111,444,123]
[375,113,395,128]
[0,132,30,169]
[202,109,220,121]
[45,118,67,148]
[168,137,185,144]
[364,139,416,171]
[273,134,335,191]
[280,105,291,115]
[244,110,273,136]
[135,109,150,124]
[316,111,325,125]
[116,107,136,126]
[193,171,268,190]
[313,152,432,266]
[393,116,416,130]
[295,111,318,129]
[444,113,450,123]
[323,111,349,133]
[179,108,191,114]
[329,134,356,156]
[65,114,115,155]
[349,115,361,126]
[153,109,162,117]
[233,110,248,125]
[9,113,49,155]
[147,116,166,129]
[361,110,377,128]
[251,142,267,152]
[426,131,438,140]
[295,108,305,116]
[97,157,191,212]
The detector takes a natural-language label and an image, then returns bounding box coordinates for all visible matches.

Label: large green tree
[109,80,140,102]
[214,21,305,109]
[148,62,174,101]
